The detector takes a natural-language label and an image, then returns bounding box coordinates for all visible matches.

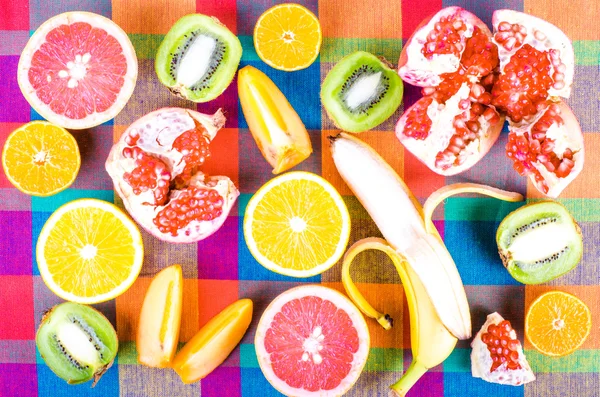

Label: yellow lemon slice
[36,198,144,303]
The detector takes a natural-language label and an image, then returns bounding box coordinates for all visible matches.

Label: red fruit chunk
[482,320,522,372]
[122,147,171,206]
[421,14,467,60]
[172,127,211,185]
[491,44,553,123]
[402,97,433,140]
[422,70,467,104]
[153,187,225,237]
[461,26,499,77]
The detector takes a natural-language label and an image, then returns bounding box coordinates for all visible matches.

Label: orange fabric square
[319,0,402,39]
[116,275,199,342]
[202,128,239,187]
[403,150,445,199]
[112,0,197,34]
[524,285,600,349]
[322,282,405,349]
[197,279,239,328]
[527,132,599,198]
[113,125,127,144]
[524,0,600,40]
[321,130,404,196]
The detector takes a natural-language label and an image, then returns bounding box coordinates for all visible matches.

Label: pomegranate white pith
[106,108,239,243]
[471,312,535,386]
[396,7,503,175]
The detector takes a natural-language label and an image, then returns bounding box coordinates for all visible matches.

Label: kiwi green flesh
[496,201,583,284]
[36,302,118,385]
[321,51,403,133]
[155,14,242,103]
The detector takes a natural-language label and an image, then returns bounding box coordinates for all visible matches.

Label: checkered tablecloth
[1,0,599,396]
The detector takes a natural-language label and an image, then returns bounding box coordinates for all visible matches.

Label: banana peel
[342,238,457,396]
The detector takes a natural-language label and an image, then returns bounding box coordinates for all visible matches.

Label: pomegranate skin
[106,108,239,243]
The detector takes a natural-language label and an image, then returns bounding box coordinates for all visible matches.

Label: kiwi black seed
[36,302,118,386]
[496,201,583,284]
[156,14,242,103]
[321,51,403,133]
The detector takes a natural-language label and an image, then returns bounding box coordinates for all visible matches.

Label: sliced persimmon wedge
[137,265,183,368]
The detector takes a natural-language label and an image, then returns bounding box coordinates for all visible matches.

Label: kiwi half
[36,302,118,386]
[496,201,583,284]
[155,14,242,103]
[321,51,403,133]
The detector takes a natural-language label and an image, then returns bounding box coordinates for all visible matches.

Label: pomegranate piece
[506,101,583,198]
[396,7,502,176]
[471,312,535,386]
[106,108,239,243]
[491,9,575,123]
[398,7,493,87]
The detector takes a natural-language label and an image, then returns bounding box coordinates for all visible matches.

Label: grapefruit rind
[255,285,370,396]
[17,12,138,130]
[243,171,351,278]
[36,198,144,304]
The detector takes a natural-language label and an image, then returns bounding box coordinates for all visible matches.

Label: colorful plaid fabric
[1,0,599,396]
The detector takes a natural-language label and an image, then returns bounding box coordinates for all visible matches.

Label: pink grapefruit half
[17,12,137,129]
[255,285,370,396]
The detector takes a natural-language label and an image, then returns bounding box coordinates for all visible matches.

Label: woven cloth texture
[1,0,599,396]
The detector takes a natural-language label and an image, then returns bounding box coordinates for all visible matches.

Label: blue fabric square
[36,359,119,397]
[31,190,114,213]
[441,0,524,27]
[241,368,285,397]
[237,61,322,131]
[444,220,520,285]
[444,372,524,397]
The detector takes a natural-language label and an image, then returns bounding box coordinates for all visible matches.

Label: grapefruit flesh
[255,285,369,396]
[18,12,137,129]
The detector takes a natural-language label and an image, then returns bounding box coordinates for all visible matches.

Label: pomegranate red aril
[402,97,433,140]
[106,108,239,243]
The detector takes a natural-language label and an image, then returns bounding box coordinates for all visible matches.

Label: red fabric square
[0,2,29,30]
[0,276,34,339]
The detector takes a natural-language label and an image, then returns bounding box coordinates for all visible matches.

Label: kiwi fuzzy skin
[496,201,583,284]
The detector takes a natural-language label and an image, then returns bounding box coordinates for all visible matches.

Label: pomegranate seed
[492,44,553,122]
[461,26,499,77]
[153,186,225,236]
[421,13,467,60]
[123,150,171,205]
[402,97,433,140]
[481,319,522,372]
[172,127,211,185]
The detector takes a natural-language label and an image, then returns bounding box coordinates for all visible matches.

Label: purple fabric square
[70,125,114,190]
[197,216,238,279]
[197,75,239,128]
[201,366,242,397]
[0,57,30,123]
[0,211,32,275]
[0,364,37,397]
[29,0,112,30]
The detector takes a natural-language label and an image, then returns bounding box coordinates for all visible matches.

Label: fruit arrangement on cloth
[5,2,594,395]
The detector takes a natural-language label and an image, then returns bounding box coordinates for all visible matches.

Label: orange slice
[254,3,322,71]
[36,198,144,304]
[2,121,80,196]
[525,290,591,357]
